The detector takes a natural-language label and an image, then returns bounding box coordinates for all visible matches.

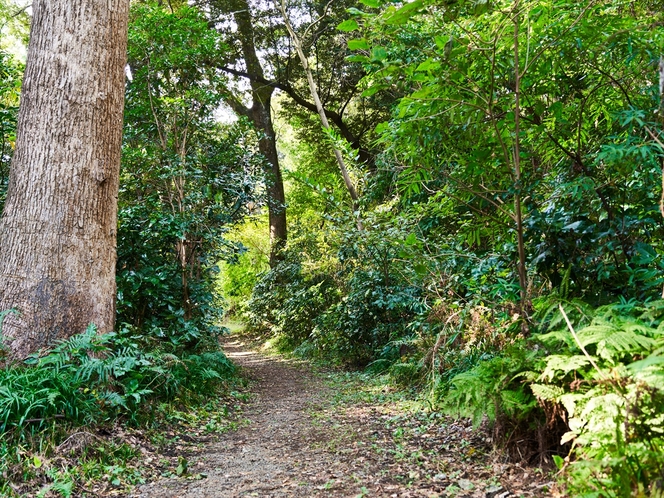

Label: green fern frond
[530,383,565,401]
[98,391,127,409]
[540,354,592,381]
[576,323,617,347]
[595,331,655,362]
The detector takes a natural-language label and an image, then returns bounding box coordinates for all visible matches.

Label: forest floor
[132,336,560,498]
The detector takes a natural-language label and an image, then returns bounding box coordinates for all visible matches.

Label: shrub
[0,325,235,437]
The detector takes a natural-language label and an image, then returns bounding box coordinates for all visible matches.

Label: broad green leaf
[348,38,370,50]
[337,19,359,32]
[371,46,388,61]
[384,0,424,25]
[362,84,388,97]
[346,54,370,63]
[415,59,440,72]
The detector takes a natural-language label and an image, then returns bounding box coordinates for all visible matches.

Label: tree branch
[218,65,370,157]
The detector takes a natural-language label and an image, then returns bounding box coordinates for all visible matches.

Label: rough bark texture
[0,0,129,359]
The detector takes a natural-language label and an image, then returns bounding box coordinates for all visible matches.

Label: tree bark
[0,0,129,359]
[252,101,287,267]
[218,0,287,267]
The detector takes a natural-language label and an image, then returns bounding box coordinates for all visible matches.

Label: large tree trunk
[0,0,129,359]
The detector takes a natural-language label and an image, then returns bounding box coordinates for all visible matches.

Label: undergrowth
[0,324,240,497]
[248,262,664,496]
[438,299,664,497]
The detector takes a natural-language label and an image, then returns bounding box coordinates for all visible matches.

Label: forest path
[133,337,554,498]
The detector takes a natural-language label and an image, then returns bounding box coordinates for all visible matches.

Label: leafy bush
[0,324,235,436]
[438,300,664,494]
[246,253,339,349]
[244,211,427,366]
[118,2,265,345]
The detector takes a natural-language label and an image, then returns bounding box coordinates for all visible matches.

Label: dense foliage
[1,0,664,494]
[117,2,265,347]
[235,0,664,494]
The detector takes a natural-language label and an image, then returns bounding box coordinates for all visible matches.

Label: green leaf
[359,0,381,7]
[414,264,428,275]
[374,121,389,134]
[371,46,388,61]
[530,383,564,401]
[385,0,424,25]
[362,84,388,97]
[404,233,418,245]
[348,38,370,50]
[415,59,440,72]
[337,19,359,32]
[346,54,370,63]
[552,455,565,470]
[176,456,188,476]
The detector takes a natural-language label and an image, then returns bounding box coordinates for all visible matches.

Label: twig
[23,414,65,423]
[56,430,102,451]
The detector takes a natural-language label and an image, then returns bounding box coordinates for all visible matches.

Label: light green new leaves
[337,19,359,31]
[384,0,424,25]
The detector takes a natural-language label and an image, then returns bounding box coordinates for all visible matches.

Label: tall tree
[210,0,287,267]
[0,0,129,359]
[206,0,388,263]
[118,2,263,340]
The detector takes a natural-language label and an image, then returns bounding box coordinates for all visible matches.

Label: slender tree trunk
[513,3,528,325]
[252,101,287,267]
[0,0,129,359]
[279,0,362,230]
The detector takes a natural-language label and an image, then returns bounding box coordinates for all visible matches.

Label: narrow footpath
[133,339,555,498]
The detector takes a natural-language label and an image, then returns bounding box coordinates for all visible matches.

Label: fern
[529,383,565,401]
[539,354,592,381]
[528,300,664,495]
[442,347,537,426]
[0,327,237,435]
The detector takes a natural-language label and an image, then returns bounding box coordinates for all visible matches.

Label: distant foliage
[245,211,425,365]
[0,49,21,211]
[118,1,265,346]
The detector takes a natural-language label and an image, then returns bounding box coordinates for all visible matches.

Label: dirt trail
[133,339,554,498]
